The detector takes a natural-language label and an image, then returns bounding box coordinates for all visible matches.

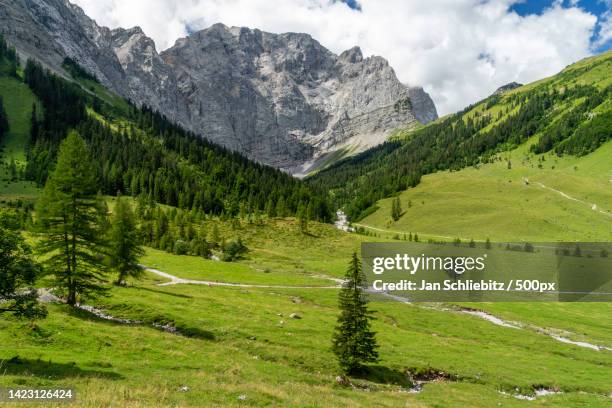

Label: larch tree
[36,131,109,306]
[109,195,144,285]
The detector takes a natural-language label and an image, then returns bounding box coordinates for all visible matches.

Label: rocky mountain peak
[339,46,363,63]
[2,0,438,174]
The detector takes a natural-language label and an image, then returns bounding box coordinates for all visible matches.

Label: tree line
[531,85,611,156]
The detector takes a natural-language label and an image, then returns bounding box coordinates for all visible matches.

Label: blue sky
[510,1,611,52]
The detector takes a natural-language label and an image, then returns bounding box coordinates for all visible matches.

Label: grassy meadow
[1,54,611,407]
[359,140,612,242]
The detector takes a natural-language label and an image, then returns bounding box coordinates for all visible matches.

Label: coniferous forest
[20,58,332,222]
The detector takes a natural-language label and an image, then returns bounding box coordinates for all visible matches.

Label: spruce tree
[36,131,109,305]
[297,202,308,233]
[276,196,287,218]
[332,252,379,374]
[109,195,144,285]
[391,196,402,221]
[0,96,9,142]
[265,198,276,219]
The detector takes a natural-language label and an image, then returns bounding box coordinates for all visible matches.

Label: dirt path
[142,266,341,289]
[351,223,460,240]
[532,180,612,218]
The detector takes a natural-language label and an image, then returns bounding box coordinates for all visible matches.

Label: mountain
[308,51,612,220]
[0,0,437,173]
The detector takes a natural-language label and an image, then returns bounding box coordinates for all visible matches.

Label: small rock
[289,313,301,319]
[335,375,350,386]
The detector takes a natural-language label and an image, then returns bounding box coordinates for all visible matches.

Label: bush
[173,239,189,255]
[222,239,248,262]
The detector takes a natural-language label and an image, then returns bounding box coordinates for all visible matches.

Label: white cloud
[72,0,601,115]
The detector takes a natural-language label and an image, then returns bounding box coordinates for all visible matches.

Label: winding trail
[142,266,340,289]
[351,223,458,240]
[532,180,612,218]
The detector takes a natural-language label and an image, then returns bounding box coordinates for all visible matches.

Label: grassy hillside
[309,50,612,221]
[359,140,612,242]
[1,39,611,408]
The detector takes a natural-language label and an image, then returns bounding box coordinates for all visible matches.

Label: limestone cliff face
[1,0,438,173]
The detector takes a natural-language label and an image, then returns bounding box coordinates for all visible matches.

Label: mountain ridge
[0,0,438,172]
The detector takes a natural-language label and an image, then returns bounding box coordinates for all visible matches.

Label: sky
[72,0,611,115]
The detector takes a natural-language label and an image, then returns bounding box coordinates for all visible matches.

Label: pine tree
[297,202,308,233]
[276,196,287,218]
[109,195,144,285]
[332,252,379,374]
[391,196,402,221]
[36,131,109,306]
[265,198,276,219]
[0,96,9,142]
[30,103,39,144]
[209,223,221,248]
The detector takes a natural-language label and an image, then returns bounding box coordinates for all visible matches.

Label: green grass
[3,219,612,407]
[2,52,612,407]
[359,140,612,242]
[141,246,335,286]
[2,269,611,407]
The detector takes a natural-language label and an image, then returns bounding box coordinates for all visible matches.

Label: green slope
[359,140,612,242]
[309,50,612,224]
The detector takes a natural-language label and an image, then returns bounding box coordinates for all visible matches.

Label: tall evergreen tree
[332,252,379,374]
[297,202,308,233]
[391,196,402,221]
[109,195,144,285]
[265,198,276,219]
[0,96,8,142]
[36,131,109,305]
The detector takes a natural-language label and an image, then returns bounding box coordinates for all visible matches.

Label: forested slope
[0,34,331,222]
[308,51,612,220]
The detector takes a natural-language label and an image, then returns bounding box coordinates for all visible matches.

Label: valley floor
[1,219,611,407]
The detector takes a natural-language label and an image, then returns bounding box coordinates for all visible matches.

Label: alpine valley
[0,1,611,407]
